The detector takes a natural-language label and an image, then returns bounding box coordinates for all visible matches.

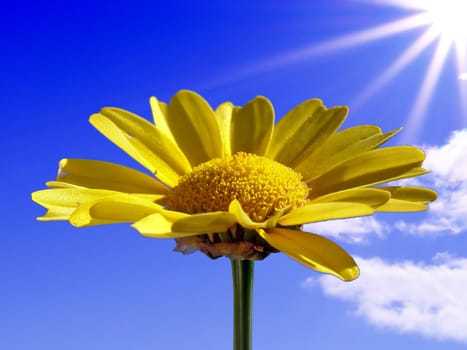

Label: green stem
[231,258,254,350]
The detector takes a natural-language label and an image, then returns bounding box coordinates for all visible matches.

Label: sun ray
[372,0,467,139]
[201,13,431,90]
[402,37,452,142]
[455,41,467,124]
[201,1,465,138]
[287,13,431,57]
[352,27,439,109]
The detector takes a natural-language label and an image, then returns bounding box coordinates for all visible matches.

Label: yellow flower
[32,90,436,281]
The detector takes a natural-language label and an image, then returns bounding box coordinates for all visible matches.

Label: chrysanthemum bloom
[32,90,436,281]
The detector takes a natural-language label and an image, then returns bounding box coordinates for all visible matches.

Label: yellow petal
[90,108,191,186]
[215,102,238,157]
[367,167,430,186]
[32,188,116,208]
[278,202,374,226]
[257,228,359,281]
[266,99,347,167]
[228,200,266,229]
[171,212,237,233]
[32,188,118,221]
[379,186,438,202]
[132,213,199,238]
[45,181,85,189]
[375,186,437,212]
[266,99,322,159]
[36,180,124,221]
[309,146,426,198]
[44,181,165,202]
[149,96,172,139]
[310,188,390,207]
[69,194,164,227]
[166,90,223,166]
[56,159,170,194]
[296,126,401,181]
[36,205,76,221]
[375,199,428,212]
[230,96,274,156]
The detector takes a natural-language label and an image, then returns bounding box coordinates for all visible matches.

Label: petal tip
[339,265,360,281]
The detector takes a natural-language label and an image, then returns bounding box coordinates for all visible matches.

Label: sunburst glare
[388,0,467,140]
[423,0,467,44]
[325,0,467,141]
[209,1,467,141]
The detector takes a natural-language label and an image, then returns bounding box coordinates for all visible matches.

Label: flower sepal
[174,225,278,260]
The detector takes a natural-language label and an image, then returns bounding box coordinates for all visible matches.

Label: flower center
[167,152,309,222]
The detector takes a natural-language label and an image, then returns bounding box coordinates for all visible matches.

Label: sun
[422,0,467,45]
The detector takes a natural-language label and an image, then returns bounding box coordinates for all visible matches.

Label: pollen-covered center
[167,152,309,222]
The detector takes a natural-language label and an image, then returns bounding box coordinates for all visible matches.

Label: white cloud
[423,131,467,183]
[303,129,467,242]
[395,129,467,236]
[304,216,389,244]
[394,217,462,236]
[312,255,467,343]
[300,276,316,289]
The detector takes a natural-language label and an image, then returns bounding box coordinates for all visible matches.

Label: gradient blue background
[2,1,466,349]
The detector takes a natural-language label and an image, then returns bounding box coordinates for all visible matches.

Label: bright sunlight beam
[352,28,439,110]
[204,1,466,138]
[397,0,467,140]
[201,13,430,90]
[402,37,453,142]
[357,0,467,140]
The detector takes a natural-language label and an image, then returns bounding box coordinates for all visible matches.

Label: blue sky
[2,0,467,349]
